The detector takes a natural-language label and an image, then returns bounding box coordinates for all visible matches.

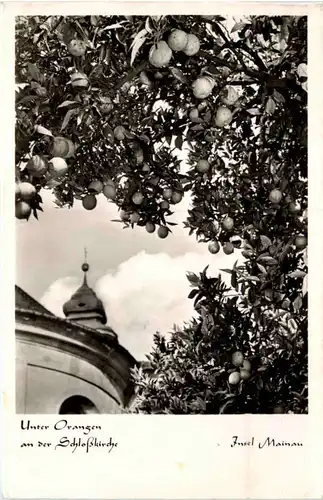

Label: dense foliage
[15,15,307,413]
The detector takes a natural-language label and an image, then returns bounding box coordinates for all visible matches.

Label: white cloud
[40,249,241,360]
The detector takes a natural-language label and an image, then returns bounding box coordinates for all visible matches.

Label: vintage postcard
[1,1,323,498]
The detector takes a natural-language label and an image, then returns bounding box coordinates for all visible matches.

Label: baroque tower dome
[63,259,107,327]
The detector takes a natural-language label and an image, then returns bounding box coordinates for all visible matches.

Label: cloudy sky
[16,184,241,360]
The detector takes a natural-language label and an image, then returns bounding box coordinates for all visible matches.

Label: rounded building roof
[63,262,107,324]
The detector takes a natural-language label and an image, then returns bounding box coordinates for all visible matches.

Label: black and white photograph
[15,12,308,416]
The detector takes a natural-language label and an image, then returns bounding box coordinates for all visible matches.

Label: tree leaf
[273,89,285,104]
[247,108,261,116]
[188,289,198,300]
[61,108,78,131]
[130,29,147,66]
[293,295,302,312]
[257,256,278,265]
[27,62,42,82]
[265,97,276,114]
[231,21,247,33]
[175,135,183,150]
[302,274,308,296]
[170,67,187,83]
[34,124,53,136]
[288,270,306,279]
[58,100,79,109]
[260,235,272,250]
[257,263,267,275]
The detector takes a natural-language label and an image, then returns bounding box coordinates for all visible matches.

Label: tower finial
[81,247,89,282]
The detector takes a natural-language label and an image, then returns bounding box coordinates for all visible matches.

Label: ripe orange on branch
[196,159,210,173]
[192,76,215,99]
[269,188,282,204]
[183,34,200,56]
[67,39,86,57]
[149,41,172,68]
[19,182,36,201]
[26,155,48,177]
[51,137,75,159]
[228,371,241,385]
[48,157,69,178]
[16,201,32,220]
[82,194,97,210]
[215,106,233,127]
[208,241,220,254]
[167,30,188,51]
[232,351,244,367]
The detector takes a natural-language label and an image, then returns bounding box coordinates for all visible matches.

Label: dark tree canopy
[15,15,307,413]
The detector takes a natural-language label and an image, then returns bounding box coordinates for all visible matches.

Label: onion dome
[63,260,107,325]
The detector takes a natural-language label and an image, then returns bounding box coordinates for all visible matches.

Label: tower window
[59,396,99,414]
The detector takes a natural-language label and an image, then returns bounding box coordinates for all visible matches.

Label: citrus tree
[15,15,307,413]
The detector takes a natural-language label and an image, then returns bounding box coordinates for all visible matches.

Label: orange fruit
[135,149,144,165]
[103,183,116,200]
[114,126,126,141]
[273,405,285,414]
[158,226,169,239]
[232,351,244,367]
[67,39,86,57]
[149,176,160,186]
[192,76,215,99]
[240,369,251,381]
[163,187,173,200]
[130,212,140,224]
[88,180,103,194]
[160,200,170,210]
[26,155,48,177]
[289,201,301,214]
[171,191,183,204]
[183,34,200,56]
[228,371,241,385]
[142,163,150,173]
[139,71,152,86]
[15,183,21,199]
[145,221,156,233]
[51,137,75,159]
[208,241,220,254]
[222,216,234,231]
[221,86,239,106]
[48,157,68,178]
[196,159,210,173]
[215,106,233,127]
[269,189,282,204]
[223,242,234,255]
[132,192,144,205]
[120,210,130,222]
[15,201,31,220]
[167,30,188,52]
[82,194,97,210]
[71,72,88,88]
[241,359,251,372]
[19,182,36,201]
[295,235,307,250]
[189,108,199,122]
[149,41,172,68]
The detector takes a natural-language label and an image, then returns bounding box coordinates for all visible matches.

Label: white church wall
[16,339,122,414]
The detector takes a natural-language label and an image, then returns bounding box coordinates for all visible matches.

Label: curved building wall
[16,340,122,414]
[15,311,136,414]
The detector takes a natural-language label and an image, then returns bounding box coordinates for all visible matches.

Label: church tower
[63,253,117,339]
